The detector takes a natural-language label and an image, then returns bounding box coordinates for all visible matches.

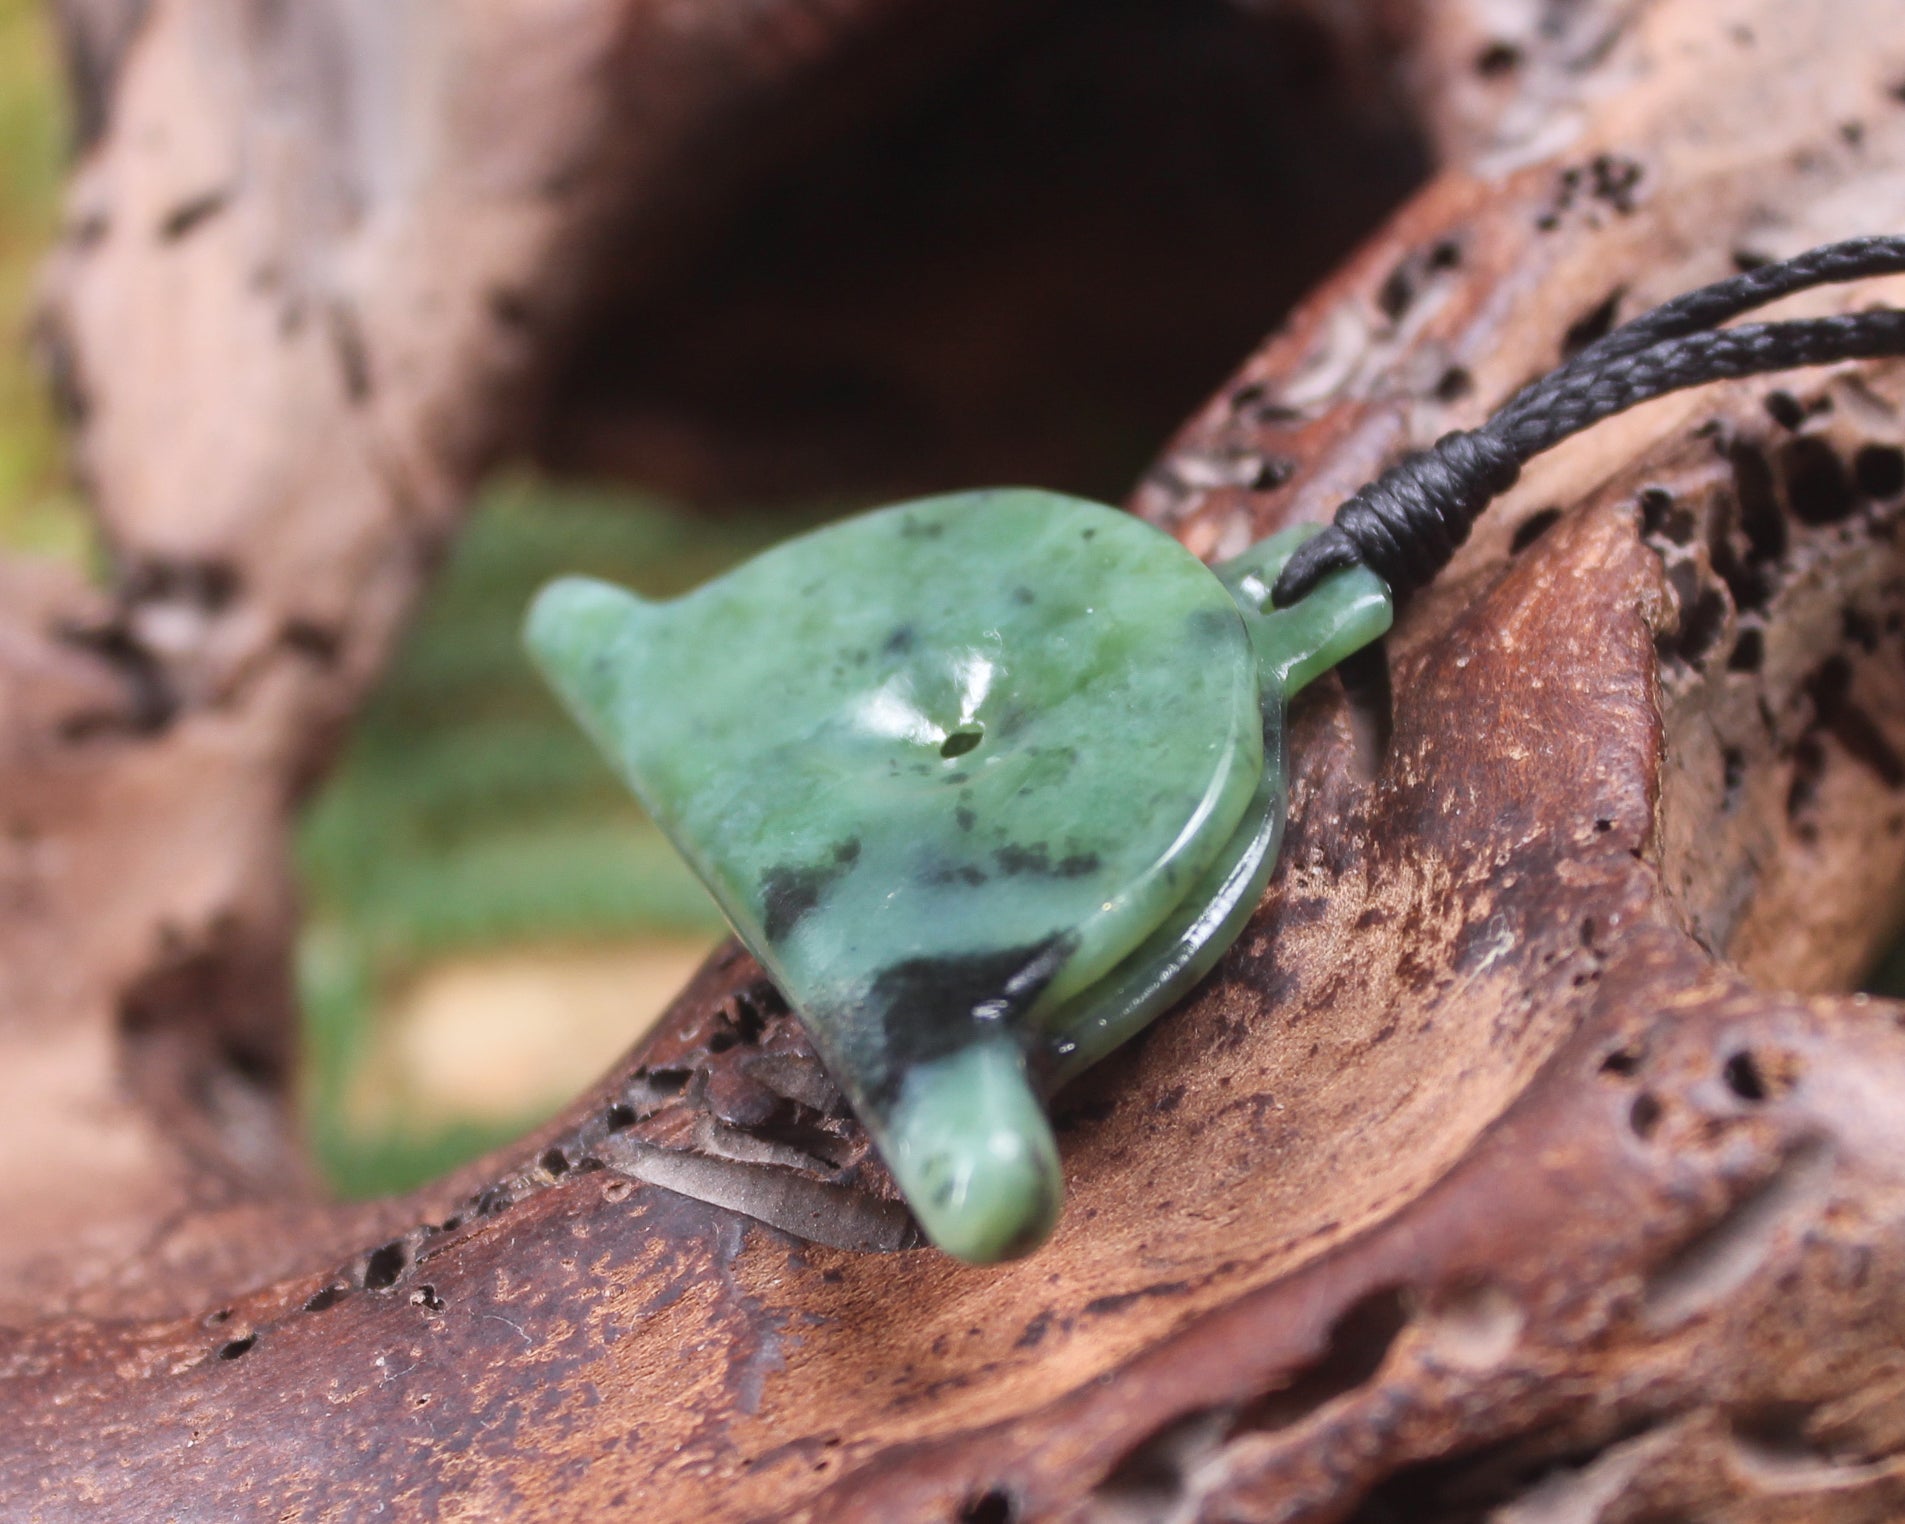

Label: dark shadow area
[533,0,1429,505]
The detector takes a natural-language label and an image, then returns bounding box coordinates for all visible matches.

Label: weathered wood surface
[7,0,1905,1520]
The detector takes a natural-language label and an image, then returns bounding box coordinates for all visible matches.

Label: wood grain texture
[8,1,1905,1520]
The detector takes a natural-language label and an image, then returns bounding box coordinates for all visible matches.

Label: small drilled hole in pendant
[941,727,983,759]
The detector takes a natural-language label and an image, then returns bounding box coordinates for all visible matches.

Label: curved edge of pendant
[1039,733,1286,1090]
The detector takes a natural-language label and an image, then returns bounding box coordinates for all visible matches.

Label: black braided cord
[1270,236,1905,607]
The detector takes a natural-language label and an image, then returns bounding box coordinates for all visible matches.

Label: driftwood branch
[8,1,1905,1520]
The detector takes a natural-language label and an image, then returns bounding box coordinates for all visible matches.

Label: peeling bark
[8,1,1905,1521]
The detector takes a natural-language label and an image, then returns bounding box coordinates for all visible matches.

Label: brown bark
[7,0,1905,1520]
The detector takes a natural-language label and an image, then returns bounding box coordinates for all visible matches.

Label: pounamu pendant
[526,490,1390,1263]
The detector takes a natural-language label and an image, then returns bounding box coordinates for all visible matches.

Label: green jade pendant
[527,490,1390,1263]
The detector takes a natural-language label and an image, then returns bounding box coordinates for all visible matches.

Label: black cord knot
[1271,428,1519,606]
[1265,234,1905,612]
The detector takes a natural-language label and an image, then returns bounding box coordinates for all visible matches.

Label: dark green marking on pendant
[526,490,1390,1264]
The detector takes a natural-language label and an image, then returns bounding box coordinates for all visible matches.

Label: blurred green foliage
[297,478,824,1195]
[0,0,89,560]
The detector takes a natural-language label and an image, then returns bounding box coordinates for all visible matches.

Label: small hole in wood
[1780,437,1857,525]
[1509,507,1562,554]
[1377,264,1414,321]
[1763,390,1805,431]
[956,1488,1015,1524]
[364,1242,406,1291]
[1854,443,1905,499]
[1474,41,1521,76]
[1562,288,1624,356]
[1729,442,1788,564]
[1723,1050,1769,1103]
